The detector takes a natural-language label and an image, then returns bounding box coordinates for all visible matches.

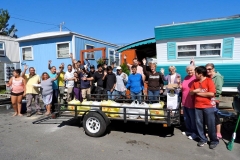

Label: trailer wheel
[83,112,106,137]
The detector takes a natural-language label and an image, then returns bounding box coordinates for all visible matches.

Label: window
[177,45,196,57]
[22,47,33,60]
[0,42,5,56]
[85,44,94,59]
[109,50,115,65]
[177,42,222,58]
[57,42,70,58]
[108,49,120,66]
[200,43,221,56]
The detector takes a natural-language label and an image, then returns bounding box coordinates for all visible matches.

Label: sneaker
[36,111,43,115]
[188,136,193,140]
[182,132,186,136]
[26,112,31,117]
[197,141,207,147]
[209,143,218,149]
[217,133,222,139]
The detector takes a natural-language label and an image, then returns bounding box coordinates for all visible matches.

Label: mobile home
[16,31,119,75]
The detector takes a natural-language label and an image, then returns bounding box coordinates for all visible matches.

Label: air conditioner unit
[0,50,5,56]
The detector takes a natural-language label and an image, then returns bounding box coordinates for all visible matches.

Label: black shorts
[11,92,24,96]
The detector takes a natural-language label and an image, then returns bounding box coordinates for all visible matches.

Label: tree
[0,9,17,37]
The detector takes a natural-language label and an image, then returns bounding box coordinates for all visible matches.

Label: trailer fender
[81,109,111,126]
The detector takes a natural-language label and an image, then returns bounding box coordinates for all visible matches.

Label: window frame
[176,41,222,59]
[56,41,70,59]
[85,44,95,60]
[0,42,6,57]
[22,46,34,61]
[108,48,120,66]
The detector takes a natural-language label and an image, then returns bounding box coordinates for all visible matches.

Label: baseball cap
[90,65,95,68]
[116,66,122,70]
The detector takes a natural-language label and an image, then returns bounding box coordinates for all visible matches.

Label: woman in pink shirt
[179,65,198,140]
[6,69,26,116]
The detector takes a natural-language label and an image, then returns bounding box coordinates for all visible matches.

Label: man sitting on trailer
[126,65,144,102]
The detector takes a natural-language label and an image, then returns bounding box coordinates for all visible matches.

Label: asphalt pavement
[0,107,239,160]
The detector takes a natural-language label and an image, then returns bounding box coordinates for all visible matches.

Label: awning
[116,38,156,52]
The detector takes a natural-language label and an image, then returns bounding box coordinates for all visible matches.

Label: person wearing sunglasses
[190,66,219,149]
[206,63,224,139]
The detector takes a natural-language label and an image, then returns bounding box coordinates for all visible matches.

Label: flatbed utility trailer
[33,94,181,137]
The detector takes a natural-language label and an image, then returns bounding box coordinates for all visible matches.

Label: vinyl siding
[155,17,240,40]
[0,35,19,62]
[19,36,72,75]
[156,34,240,64]
[156,34,240,87]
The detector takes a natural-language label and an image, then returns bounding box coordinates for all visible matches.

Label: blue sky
[2,0,240,45]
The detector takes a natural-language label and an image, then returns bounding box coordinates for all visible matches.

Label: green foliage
[96,58,105,66]
[120,63,130,75]
[0,9,17,37]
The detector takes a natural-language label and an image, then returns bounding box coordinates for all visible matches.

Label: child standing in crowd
[6,69,26,116]
[102,66,116,100]
[190,66,219,149]
[73,71,82,101]
[58,63,65,103]
[40,72,60,115]
[126,65,144,102]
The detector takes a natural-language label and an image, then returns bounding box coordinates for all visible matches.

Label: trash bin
[21,99,27,114]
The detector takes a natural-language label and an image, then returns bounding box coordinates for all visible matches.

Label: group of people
[6,54,224,149]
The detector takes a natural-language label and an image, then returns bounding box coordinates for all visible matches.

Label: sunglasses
[206,68,212,71]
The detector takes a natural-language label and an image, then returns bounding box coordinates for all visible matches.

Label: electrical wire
[63,26,71,31]
[11,16,58,26]
[36,26,59,33]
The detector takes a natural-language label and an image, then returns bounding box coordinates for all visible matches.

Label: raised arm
[142,58,150,77]
[48,60,52,70]
[21,65,28,77]
[123,54,131,67]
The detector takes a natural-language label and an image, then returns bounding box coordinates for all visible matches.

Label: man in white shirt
[64,64,75,101]
[114,66,128,99]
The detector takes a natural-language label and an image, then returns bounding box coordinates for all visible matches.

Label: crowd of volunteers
[6,53,225,149]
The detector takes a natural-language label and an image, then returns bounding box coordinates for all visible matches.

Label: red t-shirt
[190,77,216,109]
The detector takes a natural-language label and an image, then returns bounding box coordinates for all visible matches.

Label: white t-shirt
[170,73,176,84]
[64,70,74,88]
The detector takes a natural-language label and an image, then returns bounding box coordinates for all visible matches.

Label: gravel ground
[0,106,239,160]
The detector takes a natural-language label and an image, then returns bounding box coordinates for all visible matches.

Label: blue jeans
[107,90,115,100]
[51,89,59,112]
[114,90,126,99]
[148,90,160,103]
[130,91,142,103]
[195,107,219,144]
[183,107,198,139]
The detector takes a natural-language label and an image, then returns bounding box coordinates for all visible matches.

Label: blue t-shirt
[126,73,143,94]
[79,72,91,89]
[48,72,58,90]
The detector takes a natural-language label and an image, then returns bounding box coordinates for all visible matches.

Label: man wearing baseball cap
[114,66,128,99]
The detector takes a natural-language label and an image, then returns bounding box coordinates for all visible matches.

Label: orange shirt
[190,77,216,109]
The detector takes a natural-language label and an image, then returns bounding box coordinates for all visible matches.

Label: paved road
[0,107,239,160]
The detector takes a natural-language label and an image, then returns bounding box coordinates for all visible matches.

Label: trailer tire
[83,112,106,137]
